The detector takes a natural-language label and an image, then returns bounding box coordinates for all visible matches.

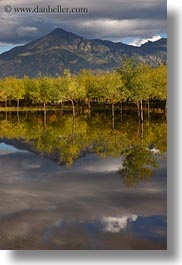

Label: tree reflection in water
[0,111,166,180]
[119,144,159,186]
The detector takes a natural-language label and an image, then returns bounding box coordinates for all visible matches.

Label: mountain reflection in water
[0,111,167,249]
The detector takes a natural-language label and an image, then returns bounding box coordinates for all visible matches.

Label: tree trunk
[140,121,144,142]
[72,116,76,145]
[147,99,150,122]
[140,100,144,123]
[112,103,115,117]
[4,99,8,121]
[43,102,46,127]
[112,103,115,130]
[17,110,20,122]
[136,100,140,118]
[165,98,167,113]
[71,99,75,118]
[120,100,123,122]
[88,99,91,110]
[76,100,79,115]
[88,99,91,117]
[17,99,20,110]
[165,98,167,120]
[60,109,63,117]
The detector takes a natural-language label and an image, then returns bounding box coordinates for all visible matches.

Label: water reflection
[0,142,27,153]
[0,111,167,186]
[0,111,167,249]
[101,215,138,233]
[0,111,167,165]
[119,144,159,186]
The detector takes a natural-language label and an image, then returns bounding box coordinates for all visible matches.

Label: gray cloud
[0,0,167,45]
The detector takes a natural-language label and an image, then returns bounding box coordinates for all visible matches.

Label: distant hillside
[0,28,167,77]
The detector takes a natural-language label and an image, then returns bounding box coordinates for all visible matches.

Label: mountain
[0,28,167,78]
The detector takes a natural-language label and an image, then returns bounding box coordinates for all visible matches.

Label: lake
[0,110,167,249]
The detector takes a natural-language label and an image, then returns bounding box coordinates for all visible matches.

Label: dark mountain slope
[0,28,167,77]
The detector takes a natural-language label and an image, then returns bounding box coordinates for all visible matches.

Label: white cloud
[129,35,161,47]
[0,42,13,47]
[101,215,138,233]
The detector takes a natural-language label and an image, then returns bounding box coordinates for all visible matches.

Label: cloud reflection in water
[101,215,138,233]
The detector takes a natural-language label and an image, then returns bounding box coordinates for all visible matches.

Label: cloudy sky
[0,0,167,54]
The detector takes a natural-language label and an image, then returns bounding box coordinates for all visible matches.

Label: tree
[97,72,123,128]
[23,75,36,105]
[117,57,140,117]
[130,64,153,122]
[36,75,55,110]
[0,63,167,117]
[78,69,97,115]
[9,77,25,110]
[63,69,86,118]
[117,57,138,89]
[151,64,167,112]
[99,72,123,103]
[52,76,66,106]
[0,78,12,108]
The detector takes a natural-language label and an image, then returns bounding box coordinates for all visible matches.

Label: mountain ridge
[0,28,167,77]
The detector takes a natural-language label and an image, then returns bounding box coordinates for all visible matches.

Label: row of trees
[0,112,167,167]
[0,58,167,121]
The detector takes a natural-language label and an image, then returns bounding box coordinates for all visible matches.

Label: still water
[0,110,167,249]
